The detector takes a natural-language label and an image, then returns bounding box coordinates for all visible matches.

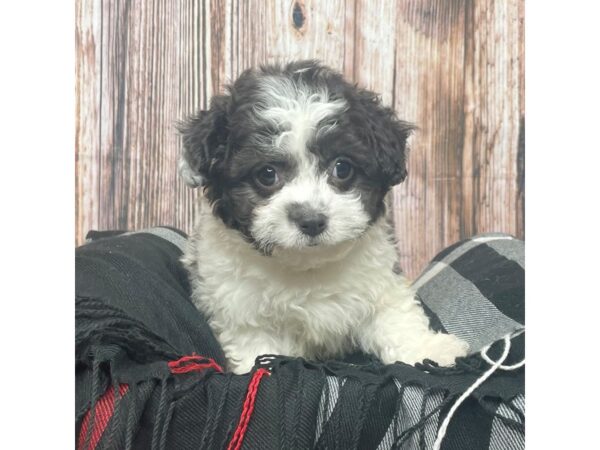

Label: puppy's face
[180,61,413,254]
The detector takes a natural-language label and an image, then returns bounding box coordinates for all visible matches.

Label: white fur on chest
[182,203,412,363]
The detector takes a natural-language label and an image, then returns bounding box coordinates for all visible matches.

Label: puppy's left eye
[255,165,279,187]
[332,159,354,180]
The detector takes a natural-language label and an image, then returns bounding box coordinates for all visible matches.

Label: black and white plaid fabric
[76,228,524,450]
[415,233,524,353]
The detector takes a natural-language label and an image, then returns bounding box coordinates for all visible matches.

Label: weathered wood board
[76,0,524,278]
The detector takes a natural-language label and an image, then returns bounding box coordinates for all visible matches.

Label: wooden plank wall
[76,0,524,278]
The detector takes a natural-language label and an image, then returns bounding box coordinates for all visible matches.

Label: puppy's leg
[358,283,469,367]
[220,329,283,374]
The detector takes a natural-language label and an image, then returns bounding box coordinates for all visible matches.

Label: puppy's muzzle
[287,203,328,237]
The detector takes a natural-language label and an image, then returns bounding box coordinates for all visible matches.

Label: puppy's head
[179,60,413,254]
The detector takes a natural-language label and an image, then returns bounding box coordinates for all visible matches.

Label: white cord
[432,330,525,450]
[480,329,526,370]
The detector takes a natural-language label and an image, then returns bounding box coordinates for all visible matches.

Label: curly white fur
[182,201,468,374]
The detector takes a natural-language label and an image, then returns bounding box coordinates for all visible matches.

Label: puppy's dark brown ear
[178,94,230,188]
[380,117,414,186]
[352,89,415,186]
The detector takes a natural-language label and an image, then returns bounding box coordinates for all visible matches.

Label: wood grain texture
[75,0,525,278]
[75,0,102,242]
[392,0,469,275]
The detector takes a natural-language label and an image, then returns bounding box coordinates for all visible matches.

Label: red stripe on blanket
[78,384,129,450]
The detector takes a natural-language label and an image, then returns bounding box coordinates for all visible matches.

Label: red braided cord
[227,368,271,450]
[168,354,223,374]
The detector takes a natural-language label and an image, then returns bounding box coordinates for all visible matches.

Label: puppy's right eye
[332,159,354,180]
[255,165,279,187]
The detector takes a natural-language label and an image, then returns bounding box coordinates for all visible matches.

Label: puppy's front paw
[381,333,469,367]
[421,333,469,367]
[224,340,278,374]
[226,354,257,375]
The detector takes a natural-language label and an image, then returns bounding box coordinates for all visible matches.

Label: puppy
[179,60,468,374]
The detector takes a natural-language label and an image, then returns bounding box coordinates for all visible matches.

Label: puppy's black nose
[297,214,328,237]
[288,205,328,237]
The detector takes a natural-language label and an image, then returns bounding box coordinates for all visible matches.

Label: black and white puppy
[179,60,468,374]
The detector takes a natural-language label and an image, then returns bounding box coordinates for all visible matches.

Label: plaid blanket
[76,228,524,450]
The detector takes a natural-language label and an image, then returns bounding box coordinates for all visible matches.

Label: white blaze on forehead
[248,76,369,255]
[254,76,347,169]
